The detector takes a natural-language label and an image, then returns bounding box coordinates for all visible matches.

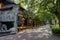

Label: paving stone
[0,24,60,40]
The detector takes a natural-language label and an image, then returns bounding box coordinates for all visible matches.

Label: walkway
[0,24,60,40]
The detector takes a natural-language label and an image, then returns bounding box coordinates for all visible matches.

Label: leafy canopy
[18,0,58,22]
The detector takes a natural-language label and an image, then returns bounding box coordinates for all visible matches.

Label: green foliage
[52,28,60,34]
[51,25,60,35]
[18,0,58,23]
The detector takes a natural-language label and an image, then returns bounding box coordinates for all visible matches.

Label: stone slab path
[0,24,60,40]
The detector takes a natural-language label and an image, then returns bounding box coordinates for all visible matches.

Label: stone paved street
[0,24,60,40]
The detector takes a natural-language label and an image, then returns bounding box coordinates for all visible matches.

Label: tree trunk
[49,20,52,25]
[58,18,60,27]
[59,19,60,27]
[57,15,60,27]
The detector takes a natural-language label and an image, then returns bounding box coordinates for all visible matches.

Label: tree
[55,0,60,27]
[18,0,60,26]
[40,0,60,27]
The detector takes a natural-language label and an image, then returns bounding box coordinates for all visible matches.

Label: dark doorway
[1,21,14,30]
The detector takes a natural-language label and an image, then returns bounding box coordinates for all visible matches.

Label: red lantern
[0,2,4,9]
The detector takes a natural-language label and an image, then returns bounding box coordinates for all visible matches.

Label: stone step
[0,30,13,37]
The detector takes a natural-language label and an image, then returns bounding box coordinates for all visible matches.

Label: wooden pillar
[21,17,25,27]
[34,20,37,27]
[27,19,32,28]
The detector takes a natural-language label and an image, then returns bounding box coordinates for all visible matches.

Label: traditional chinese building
[0,0,37,36]
[0,0,21,35]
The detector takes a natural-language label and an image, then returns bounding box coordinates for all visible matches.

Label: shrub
[51,25,60,35]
